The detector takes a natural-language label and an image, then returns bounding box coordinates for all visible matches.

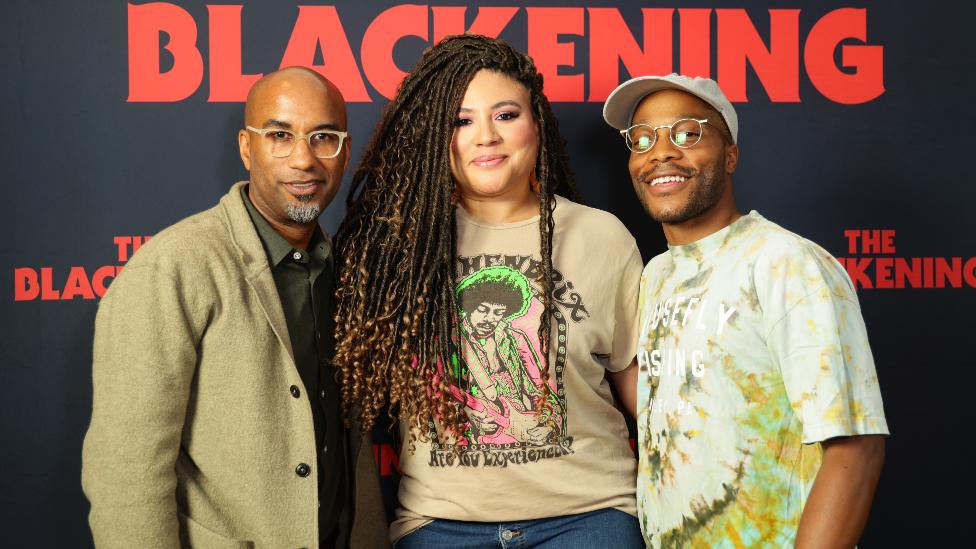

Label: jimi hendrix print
[429,256,585,465]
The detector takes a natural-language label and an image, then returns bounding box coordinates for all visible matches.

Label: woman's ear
[530,168,540,194]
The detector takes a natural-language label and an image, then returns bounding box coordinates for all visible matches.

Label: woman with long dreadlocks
[334,35,644,547]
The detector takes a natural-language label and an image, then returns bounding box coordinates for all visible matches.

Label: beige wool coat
[82,182,389,549]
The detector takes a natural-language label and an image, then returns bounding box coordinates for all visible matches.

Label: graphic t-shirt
[636,211,889,548]
[392,196,643,541]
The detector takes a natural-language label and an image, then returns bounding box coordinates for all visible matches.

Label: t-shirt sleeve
[609,243,644,372]
[759,244,890,444]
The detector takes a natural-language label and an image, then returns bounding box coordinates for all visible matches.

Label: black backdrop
[2,1,973,547]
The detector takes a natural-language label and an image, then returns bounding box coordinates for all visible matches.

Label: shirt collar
[241,185,331,267]
[667,210,761,263]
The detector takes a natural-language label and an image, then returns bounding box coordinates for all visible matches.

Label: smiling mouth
[284,181,321,196]
[650,175,688,186]
[471,155,507,168]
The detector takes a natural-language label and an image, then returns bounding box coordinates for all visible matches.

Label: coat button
[295,463,310,477]
[290,385,301,398]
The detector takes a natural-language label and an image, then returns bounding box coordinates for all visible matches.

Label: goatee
[286,202,321,224]
[638,160,726,225]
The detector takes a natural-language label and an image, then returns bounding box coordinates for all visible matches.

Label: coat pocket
[178,512,254,549]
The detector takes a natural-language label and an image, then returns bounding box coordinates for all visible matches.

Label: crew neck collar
[668,210,762,262]
[456,195,561,229]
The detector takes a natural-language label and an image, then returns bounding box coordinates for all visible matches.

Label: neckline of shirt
[241,184,331,265]
[455,195,562,229]
[667,210,762,261]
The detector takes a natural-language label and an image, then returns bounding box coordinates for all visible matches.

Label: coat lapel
[218,182,296,364]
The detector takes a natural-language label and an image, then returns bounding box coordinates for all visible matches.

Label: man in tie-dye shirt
[602,74,888,548]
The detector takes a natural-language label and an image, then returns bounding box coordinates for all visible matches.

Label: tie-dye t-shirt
[392,196,642,541]
[636,211,888,548]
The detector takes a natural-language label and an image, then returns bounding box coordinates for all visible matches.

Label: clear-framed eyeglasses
[245,126,348,159]
[620,118,712,153]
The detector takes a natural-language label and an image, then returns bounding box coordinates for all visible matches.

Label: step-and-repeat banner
[2,1,972,546]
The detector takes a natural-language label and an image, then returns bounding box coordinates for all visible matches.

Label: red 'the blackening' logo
[127,4,884,104]
[836,230,976,290]
[13,236,151,301]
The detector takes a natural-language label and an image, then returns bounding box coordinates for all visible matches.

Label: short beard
[286,195,321,224]
[638,158,726,225]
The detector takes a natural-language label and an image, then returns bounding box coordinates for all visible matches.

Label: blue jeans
[394,508,643,549]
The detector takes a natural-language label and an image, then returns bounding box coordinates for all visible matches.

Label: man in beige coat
[82,68,389,548]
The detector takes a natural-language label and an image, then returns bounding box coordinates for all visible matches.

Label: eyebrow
[458,100,524,113]
[311,122,343,131]
[260,119,343,131]
[261,119,292,129]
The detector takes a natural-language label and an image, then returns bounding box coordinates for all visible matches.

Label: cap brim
[607,78,686,129]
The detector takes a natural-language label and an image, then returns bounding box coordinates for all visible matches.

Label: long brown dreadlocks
[334,34,581,446]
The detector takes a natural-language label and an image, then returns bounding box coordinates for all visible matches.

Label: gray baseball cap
[602,73,738,144]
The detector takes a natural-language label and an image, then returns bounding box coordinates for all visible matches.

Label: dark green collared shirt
[242,187,346,541]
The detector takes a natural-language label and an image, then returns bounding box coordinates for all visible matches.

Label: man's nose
[287,137,317,170]
[644,129,683,164]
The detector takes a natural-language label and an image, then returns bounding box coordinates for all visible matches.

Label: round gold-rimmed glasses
[620,118,711,153]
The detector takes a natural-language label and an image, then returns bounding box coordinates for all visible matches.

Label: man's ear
[342,136,351,173]
[238,129,252,171]
[725,143,739,174]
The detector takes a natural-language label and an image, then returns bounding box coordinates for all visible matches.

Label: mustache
[636,163,694,184]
